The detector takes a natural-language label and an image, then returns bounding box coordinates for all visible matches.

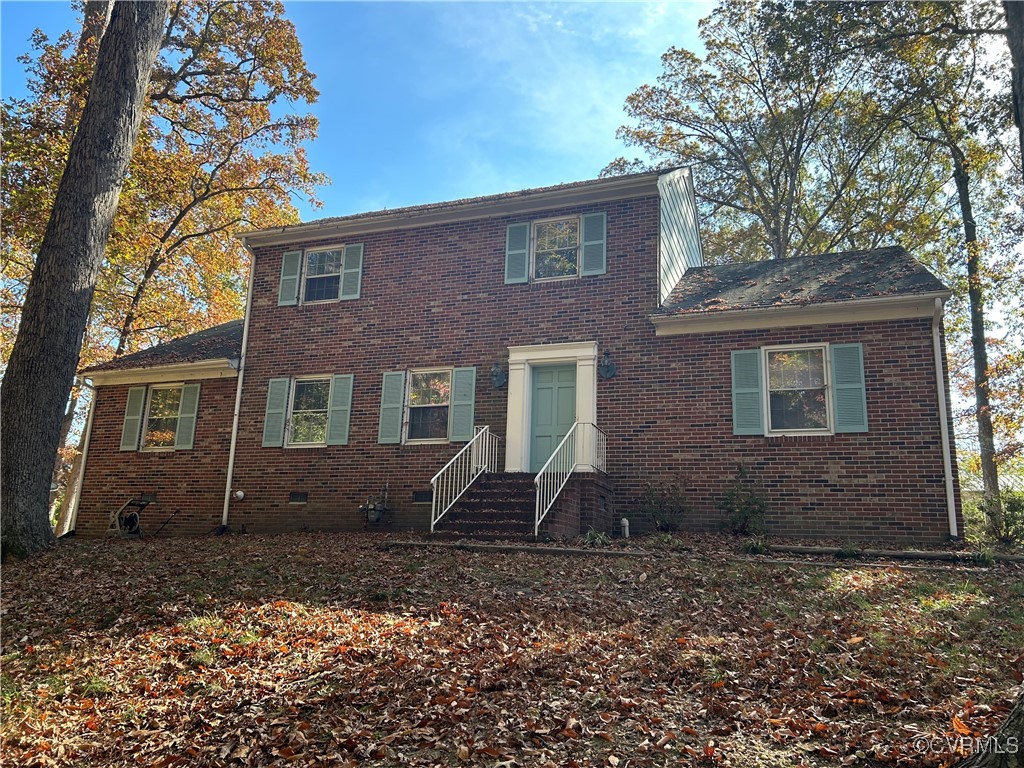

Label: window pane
[535,248,578,279]
[291,412,328,444]
[409,372,450,406]
[293,380,330,411]
[769,389,828,431]
[148,388,182,418]
[408,406,449,440]
[306,249,342,277]
[144,387,181,447]
[144,417,178,447]
[768,349,825,390]
[535,219,579,279]
[305,274,340,302]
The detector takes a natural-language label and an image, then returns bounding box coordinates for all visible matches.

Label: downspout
[932,297,959,538]
[65,380,97,535]
[220,243,257,530]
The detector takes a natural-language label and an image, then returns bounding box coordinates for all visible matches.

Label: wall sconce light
[491,362,508,388]
[598,350,617,380]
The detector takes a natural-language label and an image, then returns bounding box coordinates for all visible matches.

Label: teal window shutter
[448,367,476,442]
[731,350,764,435]
[278,250,303,306]
[378,372,405,444]
[174,383,201,450]
[340,244,363,300]
[262,378,291,447]
[832,343,868,433]
[326,374,354,445]
[120,386,147,451]
[505,223,530,284]
[580,212,607,276]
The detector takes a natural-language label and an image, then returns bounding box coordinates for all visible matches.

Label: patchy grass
[1,532,1022,767]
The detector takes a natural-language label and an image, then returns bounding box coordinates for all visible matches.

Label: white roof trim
[86,358,239,386]
[651,292,950,336]
[240,173,662,248]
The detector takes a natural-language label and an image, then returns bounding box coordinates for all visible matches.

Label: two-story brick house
[72,168,962,541]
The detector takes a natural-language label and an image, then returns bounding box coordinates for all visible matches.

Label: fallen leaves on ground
[1,532,1021,767]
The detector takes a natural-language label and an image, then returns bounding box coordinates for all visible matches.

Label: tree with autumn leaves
[1,0,324,542]
[609,0,1023,543]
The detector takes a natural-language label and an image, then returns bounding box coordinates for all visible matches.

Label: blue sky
[1,1,710,221]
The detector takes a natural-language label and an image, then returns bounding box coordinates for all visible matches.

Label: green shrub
[966,490,1024,547]
[639,477,692,532]
[740,536,770,555]
[717,465,766,536]
[582,528,611,547]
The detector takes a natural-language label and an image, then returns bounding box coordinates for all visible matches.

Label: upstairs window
[277,243,363,306]
[534,218,581,279]
[505,212,606,284]
[303,249,344,302]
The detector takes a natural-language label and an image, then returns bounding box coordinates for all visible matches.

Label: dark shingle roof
[241,169,672,238]
[82,320,243,373]
[655,246,948,316]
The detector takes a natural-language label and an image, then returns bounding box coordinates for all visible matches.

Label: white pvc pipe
[65,382,96,535]
[220,245,257,529]
[932,297,959,538]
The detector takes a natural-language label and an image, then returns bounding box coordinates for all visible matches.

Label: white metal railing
[534,422,607,537]
[430,426,500,532]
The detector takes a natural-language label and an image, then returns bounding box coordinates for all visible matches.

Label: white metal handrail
[430,426,500,532]
[534,422,607,537]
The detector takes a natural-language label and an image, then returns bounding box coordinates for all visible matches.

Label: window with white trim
[534,217,581,279]
[730,342,868,437]
[377,367,477,445]
[504,212,606,284]
[143,385,185,448]
[303,248,343,302]
[288,377,332,445]
[764,345,830,433]
[407,370,451,441]
[120,383,200,452]
[261,374,354,448]
[277,243,364,306]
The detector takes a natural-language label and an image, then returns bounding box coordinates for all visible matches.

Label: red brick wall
[75,377,235,537]
[220,193,960,542]
[606,320,962,542]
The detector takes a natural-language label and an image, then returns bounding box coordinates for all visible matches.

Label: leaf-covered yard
[1,533,1021,767]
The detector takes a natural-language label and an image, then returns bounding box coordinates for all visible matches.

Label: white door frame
[505,341,598,473]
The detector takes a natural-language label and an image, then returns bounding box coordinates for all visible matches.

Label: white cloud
[422,2,711,192]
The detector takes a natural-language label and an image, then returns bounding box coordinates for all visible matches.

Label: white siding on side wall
[657,168,704,305]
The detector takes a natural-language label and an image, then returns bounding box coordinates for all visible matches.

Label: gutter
[220,247,257,529]
[932,297,959,538]
[65,380,97,535]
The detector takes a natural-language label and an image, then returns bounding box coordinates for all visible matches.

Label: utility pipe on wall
[65,381,97,535]
[220,246,257,529]
[932,297,959,538]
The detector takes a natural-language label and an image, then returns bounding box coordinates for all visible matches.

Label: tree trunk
[0,0,169,561]
[949,142,1004,534]
[1004,1,1024,185]
[954,686,1024,767]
